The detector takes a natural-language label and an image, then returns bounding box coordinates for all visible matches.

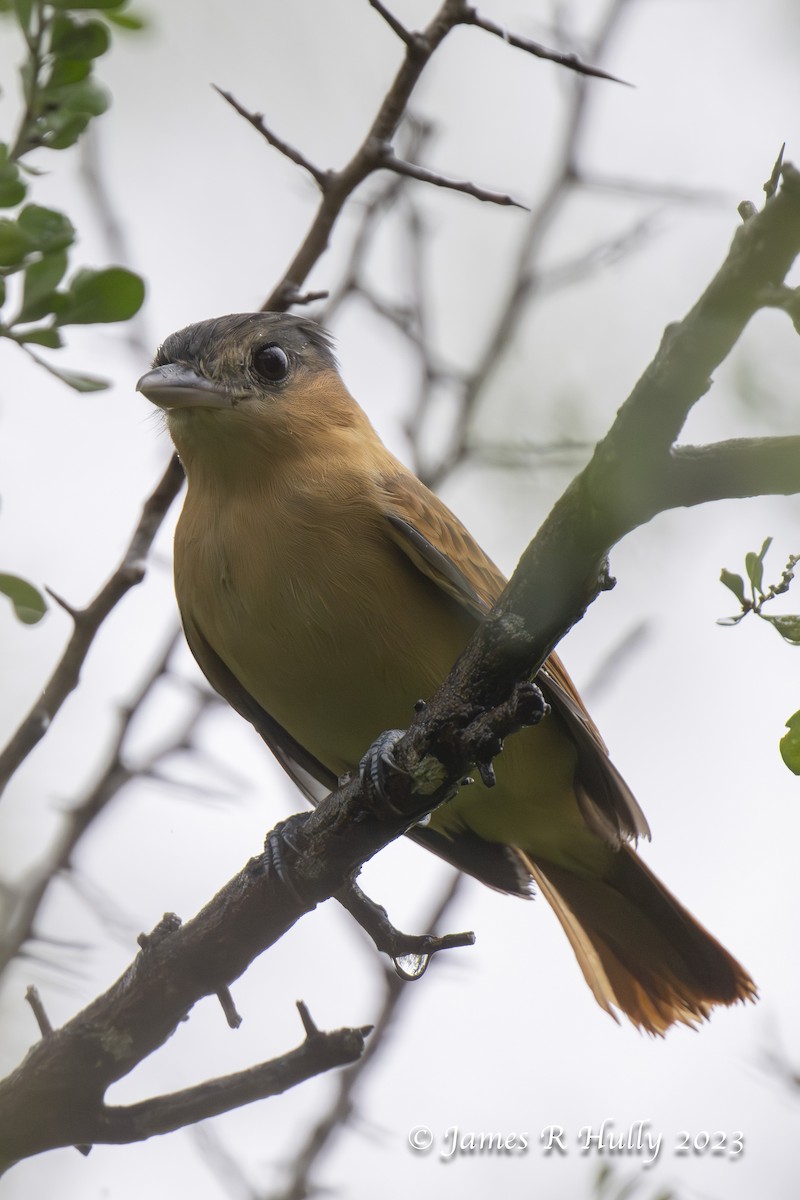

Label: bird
[137,311,756,1035]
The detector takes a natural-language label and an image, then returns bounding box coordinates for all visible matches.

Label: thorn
[296,999,319,1038]
[44,585,80,621]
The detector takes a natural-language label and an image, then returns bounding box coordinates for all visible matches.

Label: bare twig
[267,874,466,1200]
[335,877,474,972]
[244,0,623,312]
[421,0,637,487]
[368,0,415,46]
[0,625,214,977]
[24,985,53,1037]
[377,143,527,208]
[92,1017,371,1144]
[0,454,184,801]
[213,86,329,187]
[462,7,631,85]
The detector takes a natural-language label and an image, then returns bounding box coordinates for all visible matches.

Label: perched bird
[138,312,756,1035]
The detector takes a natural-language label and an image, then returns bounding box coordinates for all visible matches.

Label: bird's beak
[136,363,234,411]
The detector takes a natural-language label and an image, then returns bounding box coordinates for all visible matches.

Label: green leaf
[41,78,109,118]
[720,568,746,605]
[0,218,34,266]
[50,15,110,59]
[780,710,800,774]
[42,113,91,150]
[14,326,63,348]
[0,157,27,207]
[46,57,92,88]
[17,205,75,252]
[761,614,800,645]
[18,250,69,321]
[716,614,746,627]
[0,572,47,624]
[0,178,26,207]
[103,9,146,29]
[27,350,110,391]
[55,266,144,325]
[745,537,773,594]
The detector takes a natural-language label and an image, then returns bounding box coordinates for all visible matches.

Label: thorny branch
[213,0,626,312]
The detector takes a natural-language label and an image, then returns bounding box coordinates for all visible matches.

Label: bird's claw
[263,813,312,904]
[359,728,408,814]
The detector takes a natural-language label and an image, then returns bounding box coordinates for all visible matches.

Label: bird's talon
[359,729,408,813]
[478,761,497,788]
[264,813,311,903]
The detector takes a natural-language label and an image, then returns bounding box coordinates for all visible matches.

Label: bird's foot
[359,728,409,816]
[263,812,313,904]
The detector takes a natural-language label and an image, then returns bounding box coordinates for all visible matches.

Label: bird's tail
[520,846,756,1035]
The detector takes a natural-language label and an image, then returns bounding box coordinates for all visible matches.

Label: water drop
[392,952,431,981]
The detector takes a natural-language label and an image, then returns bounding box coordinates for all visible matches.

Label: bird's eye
[252,343,289,383]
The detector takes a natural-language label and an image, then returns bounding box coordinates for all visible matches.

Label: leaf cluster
[0,0,145,390]
[0,1,146,625]
[719,538,800,773]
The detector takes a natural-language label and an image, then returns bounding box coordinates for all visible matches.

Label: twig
[421,0,638,487]
[335,878,474,974]
[462,7,631,85]
[0,625,212,977]
[267,874,466,1200]
[250,0,624,312]
[0,454,185,800]
[368,0,416,46]
[24,985,53,1037]
[213,86,329,187]
[93,1019,370,1143]
[377,143,527,208]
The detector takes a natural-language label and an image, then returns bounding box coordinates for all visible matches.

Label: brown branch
[663,438,800,509]
[421,0,637,487]
[254,0,623,313]
[368,0,415,46]
[90,1013,369,1144]
[461,6,631,85]
[212,87,329,187]
[487,164,800,675]
[377,143,527,208]
[0,454,185,801]
[0,626,213,978]
[266,874,467,1200]
[258,0,471,311]
[0,673,539,1167]
[335,878,474,972]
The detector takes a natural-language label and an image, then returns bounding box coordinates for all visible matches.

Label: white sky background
[1,0,800,1197]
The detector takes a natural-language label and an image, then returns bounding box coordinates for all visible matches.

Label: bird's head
[137,312,368,478]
